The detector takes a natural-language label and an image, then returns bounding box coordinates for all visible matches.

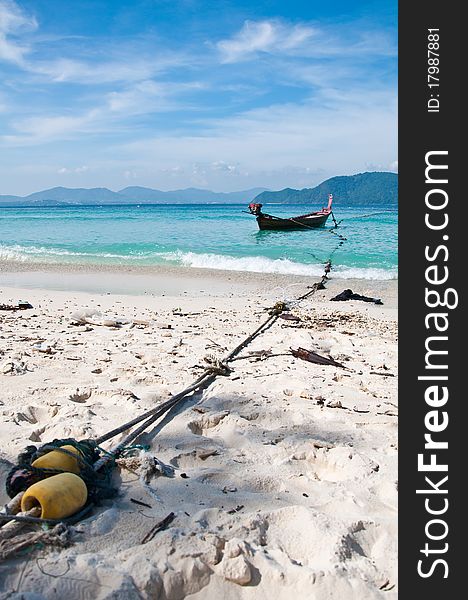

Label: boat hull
[257,212,330,231]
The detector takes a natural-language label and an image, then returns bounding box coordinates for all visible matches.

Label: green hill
[0,186,268,206]
[253,172,398,206]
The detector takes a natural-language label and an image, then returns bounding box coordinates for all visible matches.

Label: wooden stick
[0,507,41,540]
[141,512,175,544]
[0,492,24,525]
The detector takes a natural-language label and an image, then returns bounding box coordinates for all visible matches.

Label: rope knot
[203,354,232,376]
[268,301,289,315]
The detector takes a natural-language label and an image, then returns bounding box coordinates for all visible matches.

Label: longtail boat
[248,194,335,231]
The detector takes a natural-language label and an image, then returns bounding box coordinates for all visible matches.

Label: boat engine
[248,203,263,216]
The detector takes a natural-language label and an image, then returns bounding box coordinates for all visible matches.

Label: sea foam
[0,244,397,280]
[160,250,397,280]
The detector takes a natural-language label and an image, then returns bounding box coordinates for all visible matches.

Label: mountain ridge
[0,172,397,207]
[253,172,397,206]
[0,186,268,206]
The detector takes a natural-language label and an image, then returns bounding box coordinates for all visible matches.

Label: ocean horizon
[0,203,397,280]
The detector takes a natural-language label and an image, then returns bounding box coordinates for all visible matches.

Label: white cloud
[107,81,166,112]
[1,77,208,146]
[115,87,396,191]
[216,18,396,64]
[57,165,89,174]
[13,112,96,138]
[0,1,187,85]
[33,57,154,84]
[0,91,8,112]
[30,53,186,85]
[190,160,241,179]
[217,19,316,63]
[0,6,396,193]
[162,165,183,174]
[0,0,37,66]
[105,80,204,114]
[209,161,239,173]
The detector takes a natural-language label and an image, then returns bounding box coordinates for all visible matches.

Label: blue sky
[0,0,397,195]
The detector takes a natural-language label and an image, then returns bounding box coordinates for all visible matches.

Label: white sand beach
[0,265,397,599]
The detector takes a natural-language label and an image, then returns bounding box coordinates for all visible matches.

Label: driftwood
[291,347,345,369]
[370,371,395,377]
[130,498,152,509]
[0,491,24,523]
[279,313,301,322]
[0,507,41,541]
[0,522,70,562]
[141,512,176,544]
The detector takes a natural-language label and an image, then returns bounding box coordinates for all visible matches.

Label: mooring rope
[92,305,283,471]
[352,210,396,219]
[1,257,338,530]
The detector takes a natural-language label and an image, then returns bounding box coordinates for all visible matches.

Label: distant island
[0,186,268,207]
[0,172,397,207]
[254,172,397,206]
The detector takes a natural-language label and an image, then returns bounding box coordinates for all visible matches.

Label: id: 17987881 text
[427,29,440,113]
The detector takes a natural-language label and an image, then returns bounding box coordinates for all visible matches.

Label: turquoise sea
[0,204,397,280]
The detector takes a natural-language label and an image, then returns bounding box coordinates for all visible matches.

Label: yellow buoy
[31,445,82,475]
[21,472,88,519]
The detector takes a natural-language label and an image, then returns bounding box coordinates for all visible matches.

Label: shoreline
[0,259,398,306]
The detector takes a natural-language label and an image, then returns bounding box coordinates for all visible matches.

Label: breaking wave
[0,244,147,262]
[0,244,397,280]
[161,251,397,280]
